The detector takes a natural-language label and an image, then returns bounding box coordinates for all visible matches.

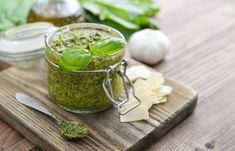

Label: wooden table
[1,0,235,150]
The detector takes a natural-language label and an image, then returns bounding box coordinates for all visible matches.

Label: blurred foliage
[0,0,35,33]
[0,0,159,38]
[80,0,159,38]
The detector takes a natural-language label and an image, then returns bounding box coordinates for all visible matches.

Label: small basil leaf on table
[90,38,126,57]
[59,48,92,71]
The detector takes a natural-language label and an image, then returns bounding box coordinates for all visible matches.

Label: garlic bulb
[128,29,170,65]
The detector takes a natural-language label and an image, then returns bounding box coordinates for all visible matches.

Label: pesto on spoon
[15,93,89,140]
[58,120,89,139]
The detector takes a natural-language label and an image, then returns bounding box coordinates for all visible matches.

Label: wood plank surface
[1,0,235,150]
[0,60,197,151]
[146,0,235,150]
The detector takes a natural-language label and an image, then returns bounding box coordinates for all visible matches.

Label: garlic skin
[128,29,170,65]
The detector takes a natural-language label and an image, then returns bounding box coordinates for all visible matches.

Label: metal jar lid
[0,22,56,62]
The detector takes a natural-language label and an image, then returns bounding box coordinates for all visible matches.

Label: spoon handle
[15,93,59,122]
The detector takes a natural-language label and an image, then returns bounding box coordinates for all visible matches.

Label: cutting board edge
[126,92,198,151]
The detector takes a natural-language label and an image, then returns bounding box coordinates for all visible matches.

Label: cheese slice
[159,97,167,103]
[135,87,154,109]
[133,80,172,108]
[120,105,149,122]
[152,96,167,104]
[126,66,151,82]
[146,72,164,90]
[154,85,173,96]
[134,79,150,89]
[120,94,139,112]
[119,68,171,122]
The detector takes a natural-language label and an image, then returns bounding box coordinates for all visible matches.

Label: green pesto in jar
[46,25,125,113]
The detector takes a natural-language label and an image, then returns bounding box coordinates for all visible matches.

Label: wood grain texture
[1,0,235,150]
[0,61,197,151]
[145,0,235,150]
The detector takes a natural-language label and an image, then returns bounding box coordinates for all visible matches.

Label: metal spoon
[15,93,89,140]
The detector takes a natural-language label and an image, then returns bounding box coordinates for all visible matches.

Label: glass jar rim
[44,23,126,58]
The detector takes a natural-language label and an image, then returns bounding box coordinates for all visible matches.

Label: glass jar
[0,22,55,86]
[27,0,84,26]
[45,23,126,113]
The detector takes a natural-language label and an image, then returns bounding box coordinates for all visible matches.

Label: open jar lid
[0,22,56,62]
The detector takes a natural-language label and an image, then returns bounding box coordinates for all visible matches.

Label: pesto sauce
[58,120,89,139]
[46,29,125,112]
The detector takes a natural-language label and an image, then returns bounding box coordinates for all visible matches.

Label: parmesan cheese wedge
[126,66,151,82]
[120,105,149,122]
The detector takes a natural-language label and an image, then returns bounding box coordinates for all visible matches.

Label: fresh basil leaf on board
[59,48,92,71]
[90,38,126,57]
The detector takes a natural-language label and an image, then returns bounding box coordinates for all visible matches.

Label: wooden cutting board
[0,59,197,151]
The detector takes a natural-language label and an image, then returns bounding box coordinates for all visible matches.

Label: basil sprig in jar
[45,23,127,113]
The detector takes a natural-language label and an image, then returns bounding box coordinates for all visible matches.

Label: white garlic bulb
[128,29,170,65]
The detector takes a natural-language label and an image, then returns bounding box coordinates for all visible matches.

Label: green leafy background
[0,0,35,33]
[0,0,159,38]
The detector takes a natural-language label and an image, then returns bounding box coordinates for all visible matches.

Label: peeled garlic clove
[128,29,170,65]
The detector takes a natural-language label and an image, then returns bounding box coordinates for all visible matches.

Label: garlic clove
[128,29,170,65]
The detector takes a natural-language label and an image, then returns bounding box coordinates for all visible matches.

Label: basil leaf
[59,48,91,71]
[90,38,126,57]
